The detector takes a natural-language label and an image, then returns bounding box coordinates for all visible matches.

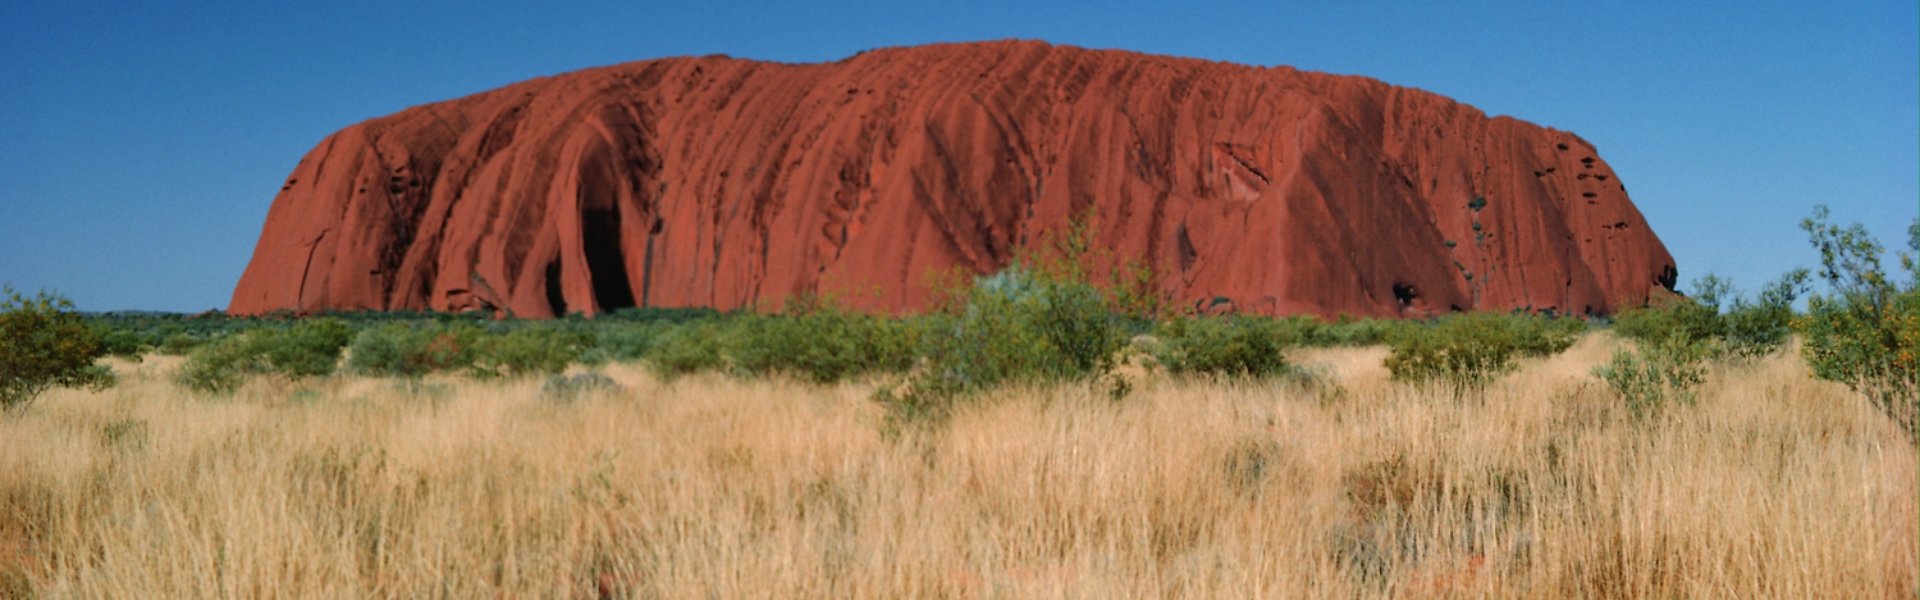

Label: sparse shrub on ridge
[1598,272,1808,413]
[1611,271,1807,361]
[1721,270,1810,359]
[0,288,113,412]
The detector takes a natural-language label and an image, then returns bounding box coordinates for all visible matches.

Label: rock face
[230,40,1676,318]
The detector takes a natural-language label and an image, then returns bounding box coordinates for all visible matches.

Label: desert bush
[929,269,1121,386]
[94,324,151,361]
[1795,207,1918,438]
[1593,336,1712,419]
[1384,312,1581,390]
[475,327,593,378]
[882,213,1149,420]
[1719,270,1809,359]
[1150,316,1290,378]
[643,320,727,380]
[723,301,920,384]
[85,311,263,356]
[175,336,257,394]
[888,264,1127,423]
[259,318,355,377]
[347,322,486,377]
[1507,312,1587,356]
[1613,272,1807,361]
[157,331,205,355]
[1611,291,1722,349]
[176,318,354,393]
[539,372,621,403]
[1107,257,1170,324]
[1266,315,1404,348]
[583,322,664,365]
[1,288,113,412]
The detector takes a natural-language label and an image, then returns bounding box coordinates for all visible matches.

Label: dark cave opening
[1392,282,1419,308]
[581,206,636,312]
[544,261,568,317]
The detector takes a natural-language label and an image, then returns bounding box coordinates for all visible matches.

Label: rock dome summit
[230,40,1677,318]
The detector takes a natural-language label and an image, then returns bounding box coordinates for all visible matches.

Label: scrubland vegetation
[0,207,1914,597]
[2,335,1913,598]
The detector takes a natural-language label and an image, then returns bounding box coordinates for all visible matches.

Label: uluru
[229,40,1676,319]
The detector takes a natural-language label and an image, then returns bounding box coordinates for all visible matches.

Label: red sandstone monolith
[231,40,1676,318]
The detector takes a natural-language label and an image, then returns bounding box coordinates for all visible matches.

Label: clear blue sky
[3,1,1914,312]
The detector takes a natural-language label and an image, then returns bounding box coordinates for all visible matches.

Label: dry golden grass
[1,335,1914,598]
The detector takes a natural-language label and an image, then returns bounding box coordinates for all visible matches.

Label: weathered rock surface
[231,40,1676,318]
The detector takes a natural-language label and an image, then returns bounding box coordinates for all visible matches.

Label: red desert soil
[230,40,1676,318]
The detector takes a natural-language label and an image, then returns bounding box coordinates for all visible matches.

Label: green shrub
[1150,316,1290,378]
[890,266,1126,422]
[95,324,150,361]
[1613,272,1806,361]
[1611,295,1721,349]
[1720,270,1809,359]
[157,331,205,355]
[176,334,261,394]
[1272,315,1401,347]
[1384,312,1582,390]
[261,318,355,377]
[1,288,113,412]
[84,312,261,356]
[1795,207,1918,439]
[1593,336,1712,419]
[477,327,592,378]
[176,318,354,393]
[722,303,920,384]
[952,269,1120,380]
[643,320,727,380]
[347,322,485,377]
[588,322,664,364]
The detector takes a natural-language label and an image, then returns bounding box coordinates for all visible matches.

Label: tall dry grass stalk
[1,336,1913,598]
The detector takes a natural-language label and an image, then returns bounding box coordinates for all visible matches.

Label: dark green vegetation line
[4,207,1915,437]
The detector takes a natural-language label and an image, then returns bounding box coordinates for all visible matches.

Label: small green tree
[1795,206,1918,439]
[0,288,113,413]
